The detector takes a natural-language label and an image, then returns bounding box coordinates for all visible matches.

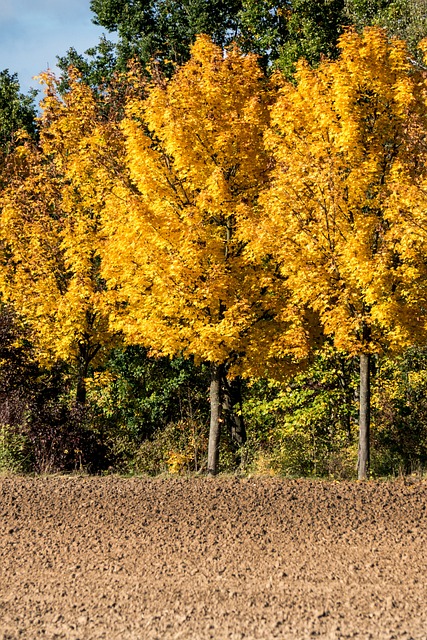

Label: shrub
[134,419,209,475]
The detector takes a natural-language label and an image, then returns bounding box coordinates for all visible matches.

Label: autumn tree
[101,36,311,474]
[256,27,427,479]
[0,71,121,402]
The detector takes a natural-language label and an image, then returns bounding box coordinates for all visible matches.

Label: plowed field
[1,476,426,639]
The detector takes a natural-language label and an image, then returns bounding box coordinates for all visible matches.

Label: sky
[0,0,111,96]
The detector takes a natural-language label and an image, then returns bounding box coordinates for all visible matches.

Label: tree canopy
[0,70,37,155]
[59,0,351,83]
[100,36,316,471]
[0,71,122,401]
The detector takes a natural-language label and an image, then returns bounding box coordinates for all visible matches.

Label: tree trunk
[207,363,223,475]
[222,374,246,450]
[358,353,370,480]
[76,375,87,404]
[76,357,89,404]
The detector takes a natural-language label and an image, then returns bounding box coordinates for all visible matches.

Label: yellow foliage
[0,70,120,369]
[166,451,192,474]
[101,36,312,378]
[256,27,427,356]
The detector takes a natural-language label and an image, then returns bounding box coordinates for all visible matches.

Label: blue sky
[0,0,110,96]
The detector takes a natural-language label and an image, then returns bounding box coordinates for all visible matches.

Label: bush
[371,348,427,476]
[134,418,209,475]
[0,423,29,473]
[242,346,359,478]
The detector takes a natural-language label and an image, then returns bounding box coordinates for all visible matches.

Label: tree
[101,36,312,473]
[58,0,244,84]
[0,70,37,157]
[92,0,243,66]
[344,0,427,63]
[256,27,427,479]
[0,71,121,402]
[59,1,352,86]
[57,36,119,94]
[239,0,349,76]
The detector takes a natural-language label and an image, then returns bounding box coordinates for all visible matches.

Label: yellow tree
[101,36,312,473]
[0,71,121,401]
[256,27,427,479]
[384,37,427,344]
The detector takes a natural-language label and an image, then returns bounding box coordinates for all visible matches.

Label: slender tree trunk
[207,363,223,475]
[76,376,87,404]
[358,353,370,480]
[76,358,89,404]
[222,373,246,455]
[222,368,246,467]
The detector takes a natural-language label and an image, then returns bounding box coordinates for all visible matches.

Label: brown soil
[0,476,427,640]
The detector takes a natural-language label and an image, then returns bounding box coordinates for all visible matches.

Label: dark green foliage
[59,0,351,84]
[59,0,244,84]
[344,0,392,25]
[239,0,349,76]
[372,348,427,475]
[94,346,210,438]
[344,0,427,63]
[57,36,118,92]
[91,0,243,68]
[278,0,348,75]
[83,347,211,471]
[57,0,427,90]
[0,70,37,155]
[242,345,359,477]
[237,0,287,65]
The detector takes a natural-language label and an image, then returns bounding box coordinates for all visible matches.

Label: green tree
[58,0,244,84]
[0,70,37,156]
[239,0,349,76]
[90,0,242,69]
[57,36,118,93]
[344,0,427,63]
[59,0,352,84]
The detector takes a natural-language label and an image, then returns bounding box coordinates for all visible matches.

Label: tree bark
[207,363,223,475]
[358,353,370,480]
[76,375,87,404]
[76,356,90,404]
[222,374,246,447]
